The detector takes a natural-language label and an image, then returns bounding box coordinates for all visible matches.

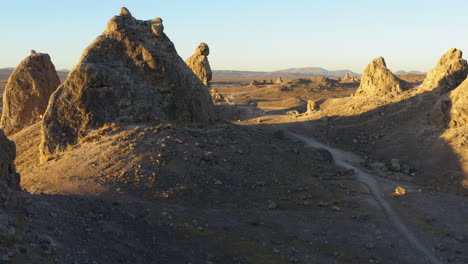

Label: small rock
[214,179,223,185]
[394,186,406,196]
[268,201,278,209]
[332,206,341,212]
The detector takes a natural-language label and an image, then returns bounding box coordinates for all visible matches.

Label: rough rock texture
[0,52,60,135]
[432,77,468,128]
[421,48,468,93]
[0,130,19,201]
[185,43,212,86]
[40,8,212,160]
[354,57,409,97]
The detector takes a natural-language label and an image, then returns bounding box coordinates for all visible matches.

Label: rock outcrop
[40,8,212,160]
[185,43,212,86]
[276,77,283,83]
[306,100,320,114]
[0,130,19,201]
[432,77,468,128]
[0,51,60,135]
[421,48,468,93]
[210,88,224,103]
[354,57,409,97]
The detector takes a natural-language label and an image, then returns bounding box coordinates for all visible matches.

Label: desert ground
[0,8,466,264]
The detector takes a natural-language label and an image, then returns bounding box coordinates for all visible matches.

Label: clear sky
[1,0,467,73]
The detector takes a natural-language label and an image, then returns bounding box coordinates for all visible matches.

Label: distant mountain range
[394,70,426,75]
[214,67,360,78]
[0,67,426,78]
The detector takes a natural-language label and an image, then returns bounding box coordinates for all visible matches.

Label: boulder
[354,57,410,97]
[40,8,213,161]
[0,52,60,135]
[185,43,212,86]
[421,48,468,93]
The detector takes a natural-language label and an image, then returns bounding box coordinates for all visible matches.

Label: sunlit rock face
[421,48,468,93]
[355,56,410,97]
[185,43,212,86]
[432,77,468,128]
[40,7,212,160]
[0,51,60,135]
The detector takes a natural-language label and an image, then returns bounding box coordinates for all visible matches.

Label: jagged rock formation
[0,51,60,135]
[0,130,19,201]
[354,57,409,97]
[421,48,468,93]
[40,8,212,160]
[432,77,468,128]
[276,77,283,83]
[185,43,212,86]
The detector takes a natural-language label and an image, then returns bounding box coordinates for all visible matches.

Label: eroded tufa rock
[421,48,468,93]
[355,57,409,97]
[185,43,212,86]
[276,77,283,83]
[432,77,468,128]
[0,52,60,135]
[0,130,20,202]
[40,8,212,161]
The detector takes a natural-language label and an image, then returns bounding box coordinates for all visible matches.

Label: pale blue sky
[1,0,467,73]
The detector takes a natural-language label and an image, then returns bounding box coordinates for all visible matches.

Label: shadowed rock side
[432,77,468,128]
[0,130,19,201]
[0,52,60,135]
[354,57,409,97]
[40,8,212,160]
[185,43,212,86]
[421,48,468,93]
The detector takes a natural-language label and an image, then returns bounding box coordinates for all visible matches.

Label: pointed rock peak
[40,10,212,161]
[195,43,210,56]
[422,48,468,92]
[120,7,132,16]
[354,56,409,97]
[30,49,37,55]
[370,56,387,68]
[0,52,60,135]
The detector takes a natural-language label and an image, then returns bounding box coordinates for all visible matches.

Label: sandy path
[289,132,444,264]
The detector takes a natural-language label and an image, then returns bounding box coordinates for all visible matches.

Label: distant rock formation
[0,52,60,135]
[40,7,212,160]
[306,100,319,114]
[185,43,212,86]
[341,73,360,83]
[210,88,224,102]
[276,77,283,83]
[421,48,468,93]
[354,57,409,97]
[432,77,468,128]
[0,130,19,201]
